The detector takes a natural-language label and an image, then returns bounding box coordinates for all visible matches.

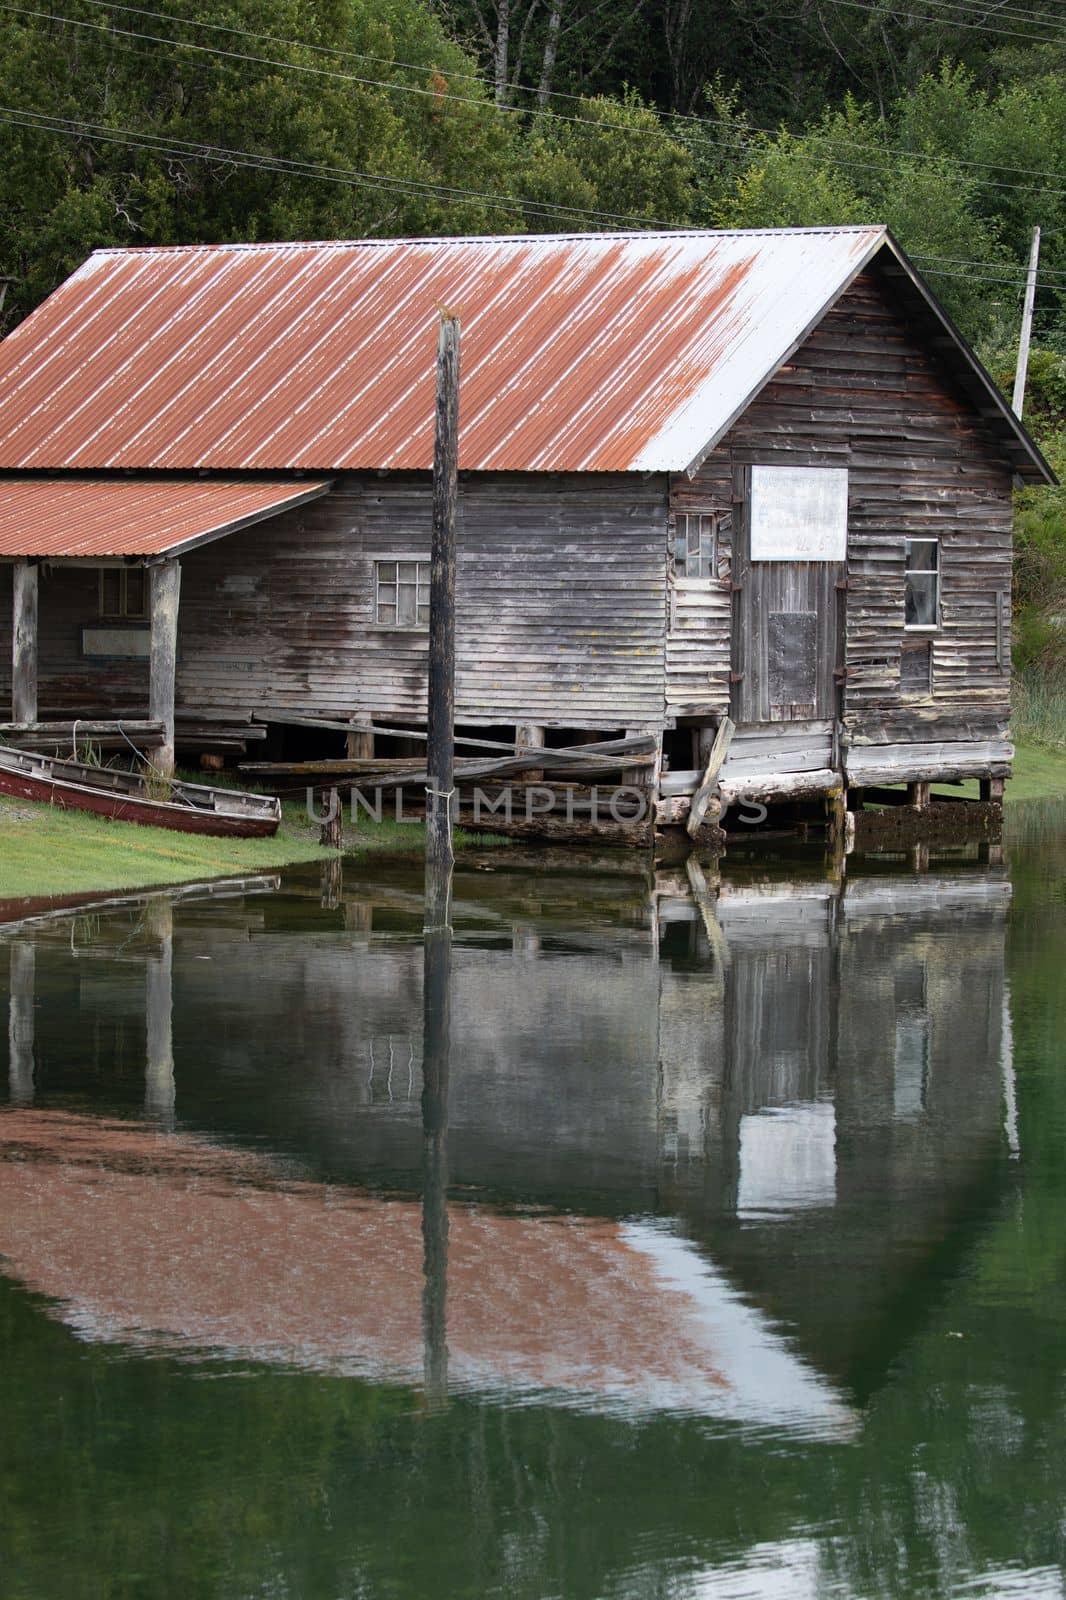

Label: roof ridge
[87,224,888,259]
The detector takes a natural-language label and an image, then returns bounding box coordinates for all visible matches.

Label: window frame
[373,554,432,631]
[98,565,148,621]
[671,512,717,581]
[903,537,940,632]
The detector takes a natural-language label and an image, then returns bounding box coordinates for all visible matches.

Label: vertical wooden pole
[8,943,35,1105]
[1013,226,1041,419]
[421,916,451,1409]
[425,313,461,930]
[11,558,38,724]
[149,558,181,779]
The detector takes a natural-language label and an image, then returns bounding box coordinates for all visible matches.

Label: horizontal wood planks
[174,472,669,731]
[675,264,1014,749]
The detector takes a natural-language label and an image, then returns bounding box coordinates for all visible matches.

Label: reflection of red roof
[0,230,886,473]
[0,1110,722,1402]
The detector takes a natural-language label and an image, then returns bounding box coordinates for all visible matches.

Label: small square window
[99,567,147,620]
[904,539,939,630]
[375,557,430,628]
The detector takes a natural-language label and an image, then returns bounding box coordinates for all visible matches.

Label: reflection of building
[1,855,1013,1407]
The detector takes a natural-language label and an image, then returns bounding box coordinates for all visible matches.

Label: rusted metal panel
[0,229,892,474]
[0,477,331,558]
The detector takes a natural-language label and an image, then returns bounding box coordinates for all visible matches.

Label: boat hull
[0,762,281,839]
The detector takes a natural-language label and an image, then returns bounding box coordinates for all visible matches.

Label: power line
[6,102,1065,299]
[910,0,1066,29]
[0,104,681,228]
[817,0,1066,46]
[5,0,1066,198]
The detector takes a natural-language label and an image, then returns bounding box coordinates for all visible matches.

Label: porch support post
[12,558,38,724]
[149,559,181,778]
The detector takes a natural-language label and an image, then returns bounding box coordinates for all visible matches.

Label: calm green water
[1,813,1065,1600]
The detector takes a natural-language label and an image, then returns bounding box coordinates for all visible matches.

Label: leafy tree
[518,90,695,229]
[0,0,528,331]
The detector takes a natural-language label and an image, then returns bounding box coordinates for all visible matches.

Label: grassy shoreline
[1,740,1064,907]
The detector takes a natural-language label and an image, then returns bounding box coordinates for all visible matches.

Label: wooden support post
[425,312,460,931]
[687,716,734,839]
[516,722,545,783]
[11,558,38,724]
[144,899,174,1125]
[908,780,931,812]
[826,787,847,843]
[8,943,35,1106]
[149,559,181,779]
[346,719,374,760]
[980,777,1005,803]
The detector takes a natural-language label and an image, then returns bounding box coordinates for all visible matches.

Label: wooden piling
[425,312,460,929]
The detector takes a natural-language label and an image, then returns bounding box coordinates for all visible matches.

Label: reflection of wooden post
[320,855,343,909]
[425,314,460,931]
[149,559,181,779]
[421,908,452,1408]
[144,898,175,1124]
[8,943,35,1104]
[12,559,38,724]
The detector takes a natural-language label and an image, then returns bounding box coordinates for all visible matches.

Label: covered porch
[0,475,330,774]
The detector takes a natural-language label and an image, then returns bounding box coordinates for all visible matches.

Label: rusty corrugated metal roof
[0,228,892,475]
[0,476,331,557]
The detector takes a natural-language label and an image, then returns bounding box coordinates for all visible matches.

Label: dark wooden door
[730,465,845,724]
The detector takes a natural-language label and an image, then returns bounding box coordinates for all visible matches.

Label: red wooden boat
[0,747,281,838]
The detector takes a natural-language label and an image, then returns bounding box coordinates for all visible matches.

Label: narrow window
[904,539,939,630]
[672,513,716,578]
[374,558,431,628]
[98,567,147,620]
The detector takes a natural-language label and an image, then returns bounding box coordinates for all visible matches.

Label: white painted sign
[81,626,151,659]
[749,465,848,562]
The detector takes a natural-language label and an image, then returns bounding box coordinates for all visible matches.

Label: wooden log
[426,311,460,929]
[319,789,343,848]
[980,776,1006,802]
[719,767,840,805]
[11,559,37,725]
[149,558,181,779]
[687,716,735,838]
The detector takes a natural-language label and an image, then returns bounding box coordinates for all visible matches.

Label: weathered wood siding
[665,473,733,717]
[670,266,1015,740]
[174,473,668,730]
[0,564,148,716]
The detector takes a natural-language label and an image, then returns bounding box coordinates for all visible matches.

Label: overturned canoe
[0,747,281,838]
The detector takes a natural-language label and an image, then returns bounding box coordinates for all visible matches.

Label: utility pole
[425,311,461,932]
[1013,226,1041,419]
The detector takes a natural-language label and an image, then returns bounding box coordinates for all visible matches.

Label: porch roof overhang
[0,475,332,559]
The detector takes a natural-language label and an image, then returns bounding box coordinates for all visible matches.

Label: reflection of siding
[174,472,669,730]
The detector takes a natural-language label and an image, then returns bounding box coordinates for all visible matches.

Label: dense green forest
[1,0,1066,707]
